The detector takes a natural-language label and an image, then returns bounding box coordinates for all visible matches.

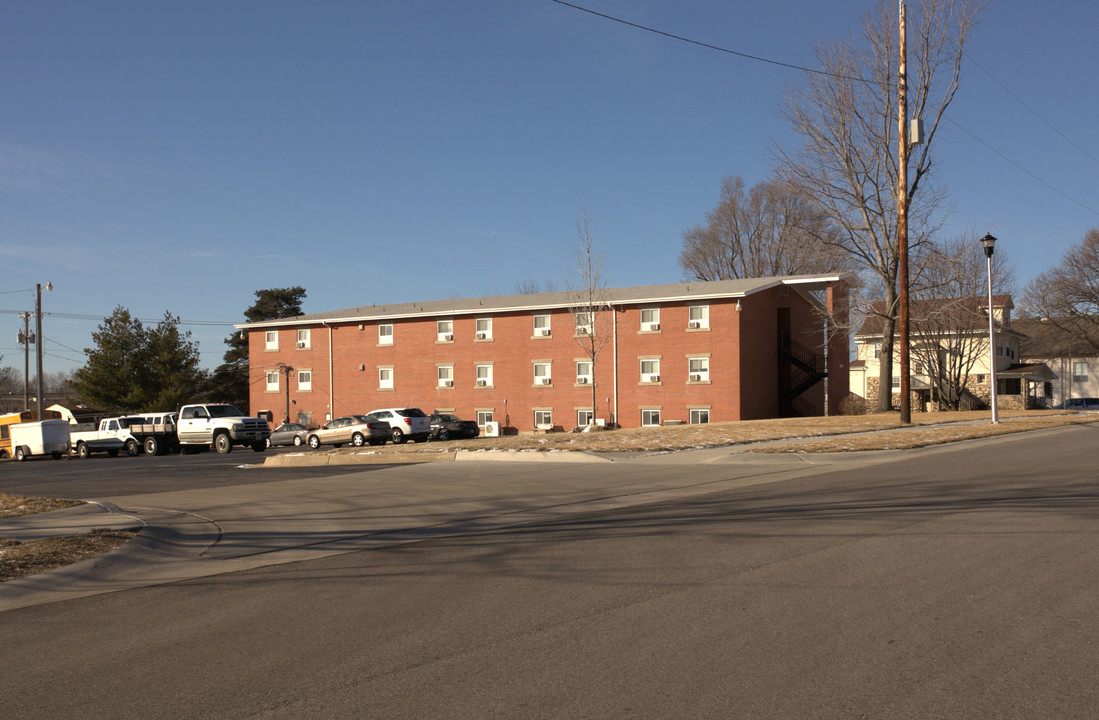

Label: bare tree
[905,236,1016,408]
[679,175,854,281]
[568,207,612,428]
[772,0,985,411]
[514,277,558,295]
[1021,228,1099,353]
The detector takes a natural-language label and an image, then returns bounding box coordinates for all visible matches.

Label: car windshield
[207,405,246,418]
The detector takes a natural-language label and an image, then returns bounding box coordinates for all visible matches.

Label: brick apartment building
[242,274,851,433]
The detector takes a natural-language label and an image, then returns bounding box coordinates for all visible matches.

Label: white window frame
[640,358,661,384]
[296,329,311,349]
[378,324,393,346]
[575,312,593,336]
[533,362,552,386]
[688,356,710,383]
[264,331,278,351]
[688,305,709,330]
[265,370,279,392]
[533,314,551,337]
[1073,361,1088,382]
[576,360,593,385]
[476,410,494,427]
[641,307,661,332]
[689,408,710,424]
[296,369,312,392]
[437,364,454,388]
[577,409,594,427]
[378,366,394,390]
[475,317,493,340]
[534,410,553,428]
[437,319,454,343]
[476,364,493,387]
[641,409,661,427]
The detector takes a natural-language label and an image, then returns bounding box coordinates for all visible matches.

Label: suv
[1054,397,1099,410]
[366,407,431,444]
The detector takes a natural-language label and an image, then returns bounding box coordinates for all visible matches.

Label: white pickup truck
[70,417,141,458]
[126,404,270,455]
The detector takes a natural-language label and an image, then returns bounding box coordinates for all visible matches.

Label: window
[641,307,660,332]
[296,329,311,349]
[872,343,882,360]
[476,364,493,387]
[475,317,493,340]
[688,356,710,382]
[690,408,710,424]
[640,358,661,383]
[437,320,453,342]
[437,365,454,388]
[688,305,709,329]
[575,312,593,336]
[476,410,494,427]
[1073,361,1088,383]
[533,314,551,337]
[534,410,553,428]
[577,410,593,427]
[576,361,593,385]
[1000,378,1022,395]
[378,367,394,389]
[265,370,279,392]
[641,409,661,426]
[533,362,552,386]
[297,369,312,392]
[265,331,278,350]
[378,324,393,345]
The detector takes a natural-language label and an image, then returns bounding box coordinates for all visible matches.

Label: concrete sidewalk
[1,501,144,542]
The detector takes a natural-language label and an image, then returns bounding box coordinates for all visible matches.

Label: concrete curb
[262,451,455,467]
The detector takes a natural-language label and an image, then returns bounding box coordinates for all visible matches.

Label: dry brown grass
[1,493,82,517]
[311,410,1093,456]
[0,529,138,582]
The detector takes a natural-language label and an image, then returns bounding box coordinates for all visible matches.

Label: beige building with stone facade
[849,295,1056,412]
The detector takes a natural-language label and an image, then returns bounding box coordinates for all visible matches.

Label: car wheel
[144,436,160,456]
[308,435,321,450]
[214,433,233,454]
[15,447,26,461]
[125,439,140,456]
[391,428,406,444]
[293,435,303,446]
[77,442,90,459]
[266,437,272,448]
[351,432,365,447]
[437,429,450,442]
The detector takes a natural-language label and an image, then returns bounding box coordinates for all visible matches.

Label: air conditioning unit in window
[540,377,551,385]
[444,334,453,341]
[477,379,488,386]
[577,377,588,384]
[443,380,453,387]
[650,375,660,382]
[688,321,701,329]
[577,327,589,335]
[477,332,488,339]
[296,341,307,349]
[651,324,660,331]
[537,328,551,336]
[690,374,702,381]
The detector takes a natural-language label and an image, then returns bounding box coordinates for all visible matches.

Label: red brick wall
[249,284,841,429]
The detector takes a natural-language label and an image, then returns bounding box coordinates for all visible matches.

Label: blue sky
[2,0,1097,376]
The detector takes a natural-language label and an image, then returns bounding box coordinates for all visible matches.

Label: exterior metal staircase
[778,333,827,417]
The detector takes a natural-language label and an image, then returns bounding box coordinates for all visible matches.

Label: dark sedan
[267,423,315,448]
[428,414,480,441]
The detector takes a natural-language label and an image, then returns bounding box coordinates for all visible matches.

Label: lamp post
[35,282,53,420]
[980,234,998,424]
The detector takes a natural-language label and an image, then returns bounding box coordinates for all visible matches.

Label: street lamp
[980,235,998,424]
[35,282,53,420]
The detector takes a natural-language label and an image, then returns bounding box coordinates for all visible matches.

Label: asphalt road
[2,426,1097,718]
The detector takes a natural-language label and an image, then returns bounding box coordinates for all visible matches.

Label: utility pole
[278,363,293,424]
[35,283,52,420]
[897,0,911,424]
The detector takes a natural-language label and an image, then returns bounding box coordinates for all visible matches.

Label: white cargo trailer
[10,419,72,461]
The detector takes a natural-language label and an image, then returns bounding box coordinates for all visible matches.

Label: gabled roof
[239,273,855,329]
[1015,316,1099,357]
[855,295,1014,339]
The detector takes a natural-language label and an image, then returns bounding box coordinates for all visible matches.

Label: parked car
[306,415,390,449]
[267,422,315,448]
[366,407,431,444]
[428,413,480,441]
[1053,397,1099,410]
